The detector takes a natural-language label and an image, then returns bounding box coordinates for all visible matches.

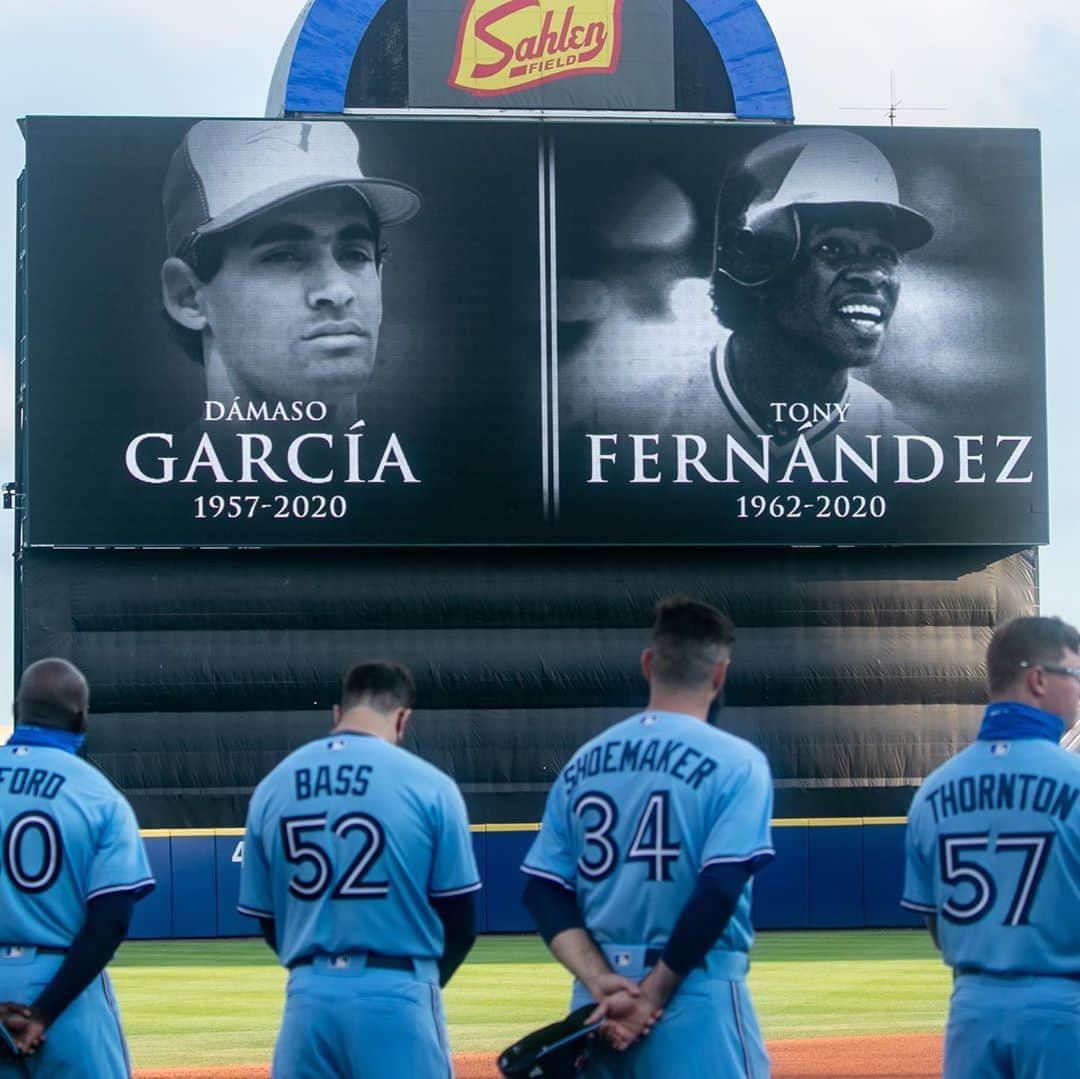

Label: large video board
[20,118,1047,546]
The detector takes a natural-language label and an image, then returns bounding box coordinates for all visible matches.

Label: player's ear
[331,704,342,726]
[712,656,731,694]
[161,257,209,332]
[641,648,654,682]
[395,707,412,743]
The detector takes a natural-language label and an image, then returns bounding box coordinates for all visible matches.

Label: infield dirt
[136,1031,944,1078]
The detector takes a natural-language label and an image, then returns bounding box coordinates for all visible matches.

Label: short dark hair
[163,211,386,365]
[649,596,735,691]
[341,660,415,714]
[986,616,1080,696]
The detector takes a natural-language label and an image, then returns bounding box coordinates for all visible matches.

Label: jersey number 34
[573,791,682,883]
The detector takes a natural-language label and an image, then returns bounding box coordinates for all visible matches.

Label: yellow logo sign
[449,0,623,97]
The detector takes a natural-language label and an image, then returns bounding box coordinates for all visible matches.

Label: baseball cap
[163,120,422,257]
[497,1004,602,1077]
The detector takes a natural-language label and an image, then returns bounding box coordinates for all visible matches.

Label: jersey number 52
[280,814,389,900]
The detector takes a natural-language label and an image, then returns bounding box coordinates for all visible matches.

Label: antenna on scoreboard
[840,71,946,126]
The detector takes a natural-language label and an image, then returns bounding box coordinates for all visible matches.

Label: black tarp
[18,546,1035,827]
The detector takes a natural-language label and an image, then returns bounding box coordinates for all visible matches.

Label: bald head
[14,659,89,733]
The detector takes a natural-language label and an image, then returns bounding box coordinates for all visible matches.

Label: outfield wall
[128,819,922,941]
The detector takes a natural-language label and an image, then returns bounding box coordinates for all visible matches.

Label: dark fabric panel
[87,703,982,831]
[21,547,1036,828]
[24,547,1033,633]
[60,625,991,712]
[88,705,983,788]
[673,0,736,113]
[344,0,408,108]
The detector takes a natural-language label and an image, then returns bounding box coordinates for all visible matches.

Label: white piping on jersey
[236,903,274,918]
[86,878,156,901]
[710,341,850,459]
[899,898,937,914]
[429,881,483,898]
[731,981,752,1077]
[701,847,776,870]
[520,864,576,892]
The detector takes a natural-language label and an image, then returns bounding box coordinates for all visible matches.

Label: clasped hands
[0,1002,46,1057]
[585,972,664,1051]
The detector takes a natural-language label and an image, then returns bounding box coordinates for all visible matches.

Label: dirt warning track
[136,1031,944,1078]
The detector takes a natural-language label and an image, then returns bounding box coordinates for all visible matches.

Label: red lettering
[557,6,574,51]
[578,21,606,62]
[471,0,538,79]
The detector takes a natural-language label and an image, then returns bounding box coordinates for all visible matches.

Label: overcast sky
[0,0,1077,726]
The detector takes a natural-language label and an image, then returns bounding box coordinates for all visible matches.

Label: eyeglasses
[1018,661,1080,685]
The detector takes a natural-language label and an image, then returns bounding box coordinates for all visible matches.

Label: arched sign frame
[268,0,793,119]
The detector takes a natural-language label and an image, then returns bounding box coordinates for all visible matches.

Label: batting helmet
[713,129,933,288]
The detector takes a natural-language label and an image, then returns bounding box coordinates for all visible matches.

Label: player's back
[0,744,146,947]
[904,735,1080,975]
[529,710,773,956]
[242,731,470,967]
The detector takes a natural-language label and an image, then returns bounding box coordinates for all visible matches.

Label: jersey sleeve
[428,779,481,899]
[86,796,155,901]
[701,753,775,870]
[521,773,576,890]
[900,793,937,914]
[237,791,274,918]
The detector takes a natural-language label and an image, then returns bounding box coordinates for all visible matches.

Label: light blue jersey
[523,710,775,1079]
[0,740,154,1079]
[903,718,1080,975]
[903,701,1080,1079]
[0,744,154,944]
[524,710,774,956]
[239,731,481,967]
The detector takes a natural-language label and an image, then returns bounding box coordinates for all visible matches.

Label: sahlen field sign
[19,117,1047,547]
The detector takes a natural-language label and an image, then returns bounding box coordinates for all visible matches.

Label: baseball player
[238,660,480,1079]
[160,119,421,428]
[521,597,775,1077]
[903,615,1080,1078]
[564,128,933,460]
[0,658,155,1077]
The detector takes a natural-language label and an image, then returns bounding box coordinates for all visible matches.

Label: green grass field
[109,931,952,1069]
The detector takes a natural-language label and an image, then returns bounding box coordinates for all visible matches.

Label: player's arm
[639,860,756,1010]
[257,917,278,955]
[523,873,653,1046]
[431,892,477,986]
[11,891,136,1051]
[522,875,617,998]
[924,914,940,950]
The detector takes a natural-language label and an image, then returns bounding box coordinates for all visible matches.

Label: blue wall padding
[753,825,809,929]
[808,826,864,928]
[472,831,488,934]
[128,837,172,940]
[170,835,218,939]
[215,834,252,937]
[139,823,923,939]
[863,826,923,928]
[483,831,538,932]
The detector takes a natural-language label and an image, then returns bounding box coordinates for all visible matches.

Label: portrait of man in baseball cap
[706,127,933,449]
[160,120,421,425]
